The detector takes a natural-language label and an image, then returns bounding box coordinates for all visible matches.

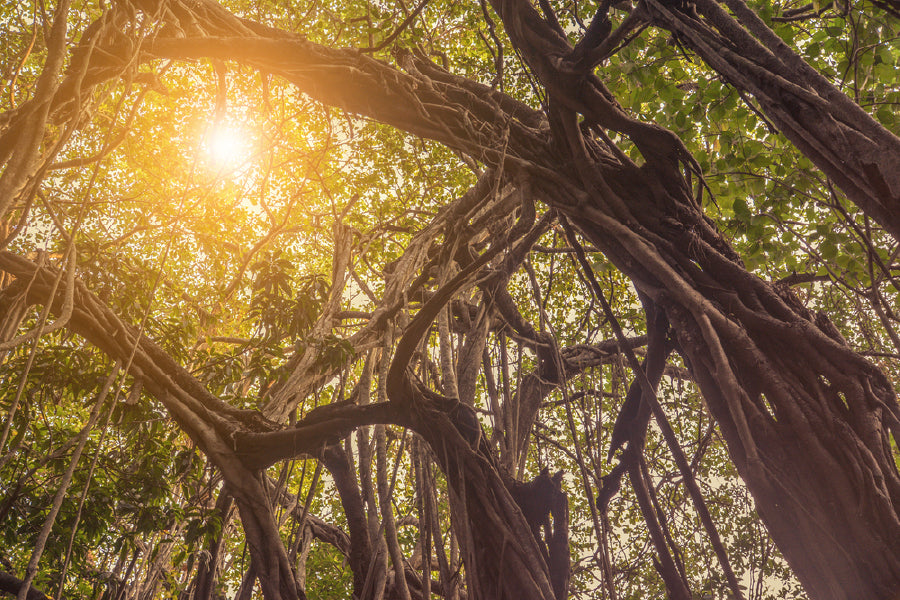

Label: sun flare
[204,124,250,170]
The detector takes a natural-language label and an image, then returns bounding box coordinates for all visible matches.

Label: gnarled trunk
[483,0,900,596]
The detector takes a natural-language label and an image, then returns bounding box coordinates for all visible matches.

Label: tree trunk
[461,0,900,595]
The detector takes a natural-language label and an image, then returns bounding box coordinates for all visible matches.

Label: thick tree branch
[235,402,405,469]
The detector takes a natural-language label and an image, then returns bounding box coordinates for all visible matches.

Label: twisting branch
[387,183,532,404]
[642,0,900,240]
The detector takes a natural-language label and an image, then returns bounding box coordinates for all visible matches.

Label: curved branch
[0,570,55,600]
[234,402,405,469]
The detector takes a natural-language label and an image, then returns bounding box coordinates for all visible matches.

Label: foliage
[0,0,898,598]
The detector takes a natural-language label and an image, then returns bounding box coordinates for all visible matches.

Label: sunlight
[203,123,251,171]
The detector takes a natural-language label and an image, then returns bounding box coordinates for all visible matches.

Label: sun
[204,123,251,170]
